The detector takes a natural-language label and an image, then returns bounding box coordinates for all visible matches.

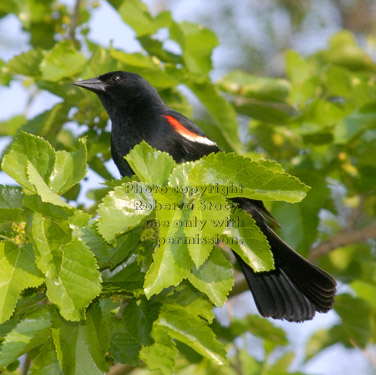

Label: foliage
[0,1,376,374]
[183,0,376,76]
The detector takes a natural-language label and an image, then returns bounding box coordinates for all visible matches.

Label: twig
[22,354,32,375]
[116,300,126,318]
[23,88,39,117]
[69,0,82,47]
[226,296,234,320]
[308,224,376,262]
[0,234,18,244]
[229,276,248,298]
[108,364,134,375]
[346,195,364,230]
[349,339,376,369]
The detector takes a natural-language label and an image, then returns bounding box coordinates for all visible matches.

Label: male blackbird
[73,71,336,322]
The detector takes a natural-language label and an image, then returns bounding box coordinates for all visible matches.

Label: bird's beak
[72,77,105,93]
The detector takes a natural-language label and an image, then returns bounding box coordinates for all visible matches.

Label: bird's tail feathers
[235,226,336,322]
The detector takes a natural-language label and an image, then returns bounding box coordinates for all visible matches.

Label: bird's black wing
[163,110,220,161]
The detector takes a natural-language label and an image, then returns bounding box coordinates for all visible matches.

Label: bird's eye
[112,75,121,83]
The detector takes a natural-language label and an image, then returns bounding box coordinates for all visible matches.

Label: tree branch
[308,223,376,262]
[23,88,39,117]
[108,364,134,375]
[346,195,364,230]
[229,275,248,298]
[22,355,32,375]
[69,0,82,47]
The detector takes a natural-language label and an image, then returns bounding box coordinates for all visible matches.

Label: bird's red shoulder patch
[163,115,217,146]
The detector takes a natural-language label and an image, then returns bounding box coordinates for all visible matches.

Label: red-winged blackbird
[73,71,336,322]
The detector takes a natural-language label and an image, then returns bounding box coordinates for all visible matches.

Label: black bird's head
[72,71,165,119]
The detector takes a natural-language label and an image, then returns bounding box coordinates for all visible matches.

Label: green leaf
[1,132,79,208]
[52,312,106,375]
[285,50,311,83]
[187,81,241,153]
[184,194,231,268]
[188,152,310,203]
[333,294,371,348]
[49,138,87,194]
[31,215,101,321]
[67,209,91,236]
[83,226,112,269]
[0,0,19,13]
[144,189,193,297]
[235,99,295,124]
[324,31,375,71]
[242,315,288,345]
[83,303,110,372]
[0,307,52,367]
[117,0,172,36]
[0,115,26,136]
[125,141,177,185]
[351,280,376,309]
[7,48,43,77]
[29,339,62,375]
[101,254,145,292]
[305,329,332,361]
[31,213,70,277]
[0,58,11,85]
[138,35,181,64]
[140,331,177,375]
[108,315,141,366]
[21,2,56,49]
[26,161,72,208]
[0,185,23,222]
[304,99,344,127]
[122,297,160,346]
[168,161,196,186]
[109,48,157,69]
[289,76,319,104]
[21,103,70,138]
[221,208,273,272]
[105,228,143,268]
[81,224,142,269]
[23,194,73,221]
[170,21,218,74]
[166,283,215,323]
[110,48,177,88]
[155,304,227,365]
[46,240,101,321]
[334,103,376,144]
[272,170,330,255]
[0,242,43,324]
[219,70,290,102]
[40,40,87,81]
[266,351,295,373]
[325,65,352,97]
[97,182,154,243]
[85,46,119,78]
[237,349,262,375]
[246,157,286,173]
[188,247,233,307]
[2,132,55,192]
[186,297,215,323]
